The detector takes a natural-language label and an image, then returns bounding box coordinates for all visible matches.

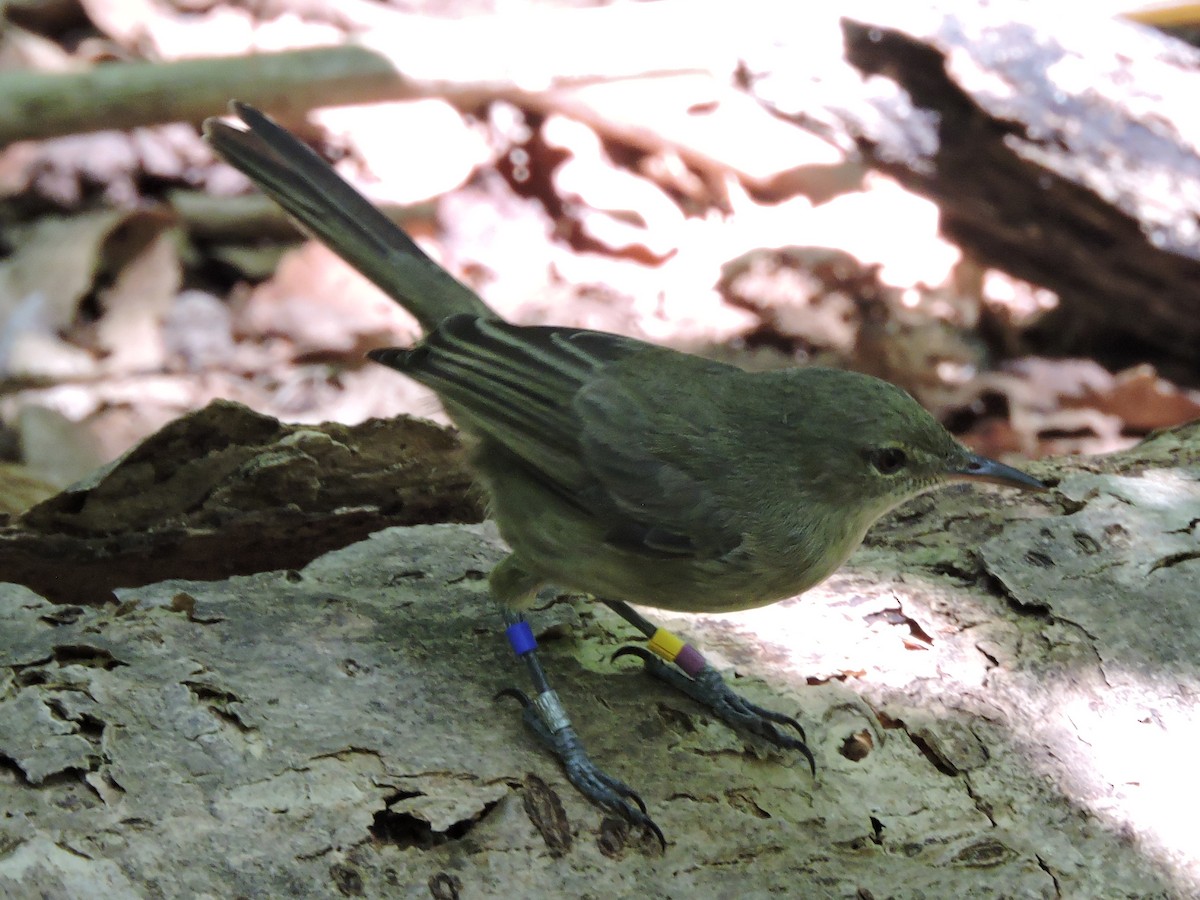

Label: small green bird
[205,103,1045,843]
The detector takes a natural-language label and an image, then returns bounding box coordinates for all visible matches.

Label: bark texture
[2,423,1197,897]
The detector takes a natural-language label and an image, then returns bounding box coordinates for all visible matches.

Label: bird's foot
[613,646,816,775]
[497,688,665,848]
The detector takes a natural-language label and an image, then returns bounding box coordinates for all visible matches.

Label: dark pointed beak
[951,453,1048,491]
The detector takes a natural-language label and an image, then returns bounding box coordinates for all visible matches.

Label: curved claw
[607,780,649,815]
[494,686,533,707]
[642,816,667,849]
[712,677,808,738]
[591,788,663,848]
[800,743,817,777]
[611,644,655,665]
[551,725,663,846]
[617,645,817,776]
[500,685,666,848]
[570,765,661,847]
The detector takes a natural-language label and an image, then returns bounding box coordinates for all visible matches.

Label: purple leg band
[675,644,706,677]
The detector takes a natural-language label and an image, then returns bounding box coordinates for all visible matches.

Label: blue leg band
[505,620,537,656]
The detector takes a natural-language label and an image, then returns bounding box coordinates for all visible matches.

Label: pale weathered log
[1,419,1197,896]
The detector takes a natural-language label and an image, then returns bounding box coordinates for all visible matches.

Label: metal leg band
[532,689,571,733]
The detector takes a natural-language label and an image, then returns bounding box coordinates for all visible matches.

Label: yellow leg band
[647,628,685,663]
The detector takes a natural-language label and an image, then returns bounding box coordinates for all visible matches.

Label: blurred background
[2,0,1199,514]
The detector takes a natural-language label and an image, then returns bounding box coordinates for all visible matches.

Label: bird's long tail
[202,101,493,332]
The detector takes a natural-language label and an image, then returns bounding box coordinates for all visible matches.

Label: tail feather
[368,315,649,486]
[203,102,491,331]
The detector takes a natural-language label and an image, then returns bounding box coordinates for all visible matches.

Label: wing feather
[370,315,743,559]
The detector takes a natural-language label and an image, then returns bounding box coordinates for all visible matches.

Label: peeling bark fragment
[0,690,102,784]
[427,872,463,900]
[982,470,1200,677]
[521,773,572,856]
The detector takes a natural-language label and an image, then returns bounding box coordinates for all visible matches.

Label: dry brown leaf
[718,246,863,354]
[83,0,350,60]
[78,0,261,59]
[796,174,961,289]
[0,212,120,369]
[313,100,492,206]
[129,124,214,182]
[635,149,713,209]
[972,359,1133,457]
[0,463,59,518]
[1,132,141,206]
[543,114,682,262]
[956,415,1028,460]
[76,0,159,50]
[163,290,237,372]
[0,213,112,379]
[0,207,178,378]
[0,125,212,206]
[13,404,110,489]
[239,9,344,55]
[547,73,856,201]
[0,301,97,380]
[12,373,216,483]
[977,267,1060,326]
[434,173,559,321]
[1008,357,1116,400]
[0,20,77,72]
[95,230,181,373]
[1076,363,1200,432]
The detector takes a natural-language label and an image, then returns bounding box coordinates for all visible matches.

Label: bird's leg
[497,605,665,845]
[604,600,816,775]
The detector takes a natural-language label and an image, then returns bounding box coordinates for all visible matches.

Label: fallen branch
[0,3,728,144]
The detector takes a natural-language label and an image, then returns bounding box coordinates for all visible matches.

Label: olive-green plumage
[372,317,1026,614]
[204,102,1043,619]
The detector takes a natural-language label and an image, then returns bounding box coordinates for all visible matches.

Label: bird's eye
[869,447,908,475]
